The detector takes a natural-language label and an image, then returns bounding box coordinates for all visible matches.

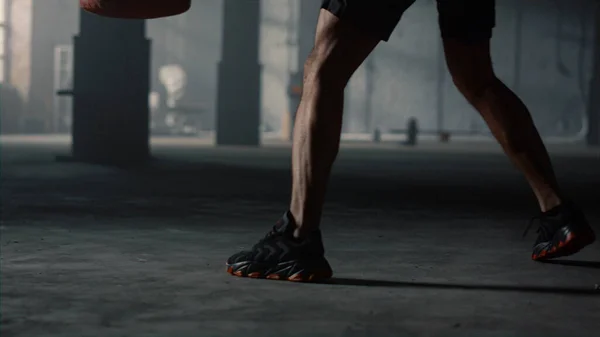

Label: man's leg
[290,0,416,235]
[444,43,563,212]
[226,0,415,281]
[288,9,379,237]
[438,0,595,260]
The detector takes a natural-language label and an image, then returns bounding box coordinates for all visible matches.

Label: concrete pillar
[587,3,600,146]
[286,0,320,140]
[68,10,151,165]
[215,0,261,146]
[8,0,32,109]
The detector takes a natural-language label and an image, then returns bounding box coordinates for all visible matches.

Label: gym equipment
[80,0,191,19]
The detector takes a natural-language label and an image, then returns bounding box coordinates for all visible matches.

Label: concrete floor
[1,136,599,337]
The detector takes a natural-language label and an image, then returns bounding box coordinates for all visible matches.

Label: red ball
[80,0,191,19]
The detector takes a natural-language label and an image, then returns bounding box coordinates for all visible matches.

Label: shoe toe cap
[227,250,252,264]
[533,242,550,253]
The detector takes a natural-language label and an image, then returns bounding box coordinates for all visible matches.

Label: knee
[302,47,353,90]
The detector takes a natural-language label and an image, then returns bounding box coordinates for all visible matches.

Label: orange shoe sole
[226,261,333,283]
[532,227,596,261]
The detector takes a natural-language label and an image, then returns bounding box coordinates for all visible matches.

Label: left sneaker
[524,202,596,261]
[226,211,333,282]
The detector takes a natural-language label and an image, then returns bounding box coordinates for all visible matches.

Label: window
[0,26,4,56]
[0,0,6,83]
[0,0,5,24]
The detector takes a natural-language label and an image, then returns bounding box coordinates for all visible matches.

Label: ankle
[538,191,563,212]
[288,209,318,239]
[541,199,561,213]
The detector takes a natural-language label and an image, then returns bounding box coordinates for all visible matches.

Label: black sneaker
[226,211,333,282]
[523,202,596,261]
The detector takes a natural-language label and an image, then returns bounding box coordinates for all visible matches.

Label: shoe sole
[226,258,333,283]
[532,225,596,261]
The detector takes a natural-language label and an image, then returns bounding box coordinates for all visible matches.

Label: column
[587,3,600,146]
[8,0,32,109]
[215,0,261,146]
[69,10,151,164]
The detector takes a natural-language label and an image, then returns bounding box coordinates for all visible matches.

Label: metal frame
[587,1,600,145]
[53,45,74,133]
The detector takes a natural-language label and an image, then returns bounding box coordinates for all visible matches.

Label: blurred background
[1,3,599,336]
[0,0,598,143]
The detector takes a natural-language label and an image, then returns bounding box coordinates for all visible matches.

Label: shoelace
[252,225,286,251]
[522,214,553,239]
[256,225,282,245]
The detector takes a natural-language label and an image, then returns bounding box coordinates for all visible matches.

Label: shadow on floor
[319,274,600,296]
[538,259,600,269]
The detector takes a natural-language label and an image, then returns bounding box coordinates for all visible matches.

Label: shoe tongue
[274,211,295,234]
[543,204,564,217]
[544,202,578,222]
[542,203,578,231]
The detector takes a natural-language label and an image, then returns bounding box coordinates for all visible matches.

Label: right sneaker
[226,211,333,282]
[524,202,596,261]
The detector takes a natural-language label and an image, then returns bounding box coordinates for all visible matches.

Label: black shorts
[321,0,496,42]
